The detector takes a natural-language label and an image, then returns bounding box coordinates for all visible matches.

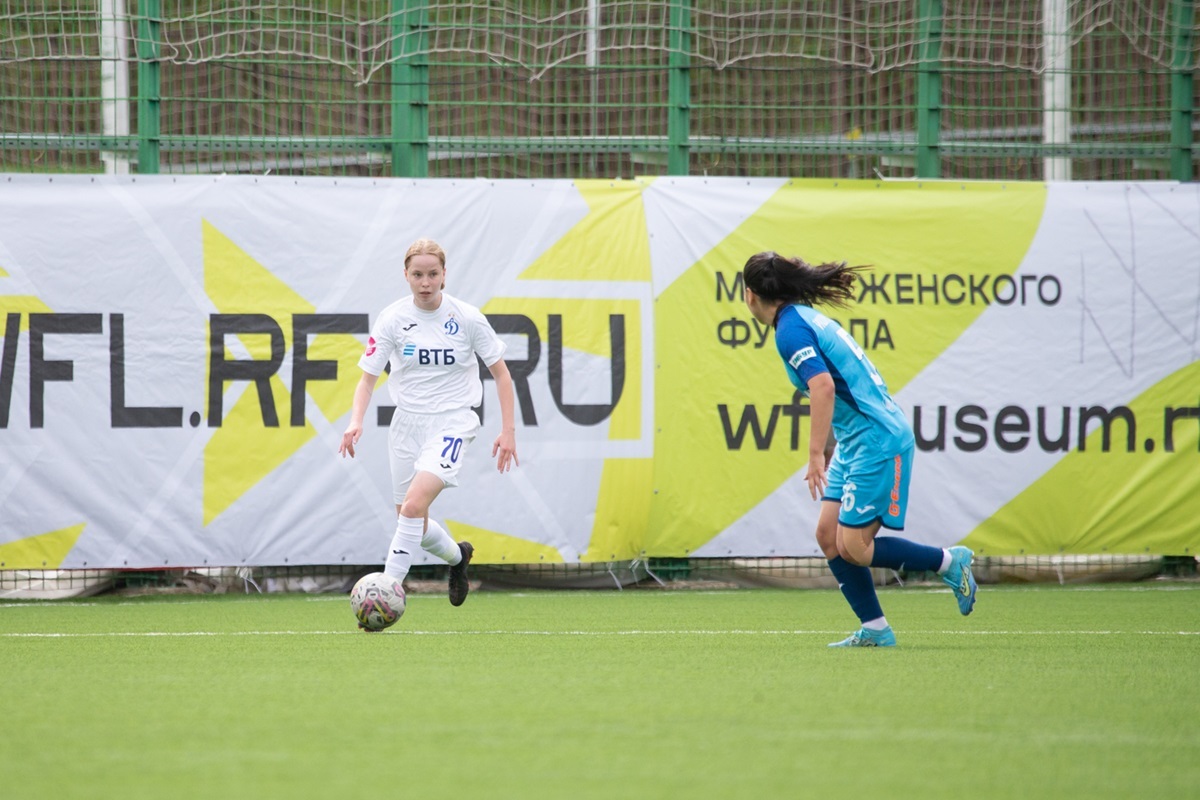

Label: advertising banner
[0,176,1196,569]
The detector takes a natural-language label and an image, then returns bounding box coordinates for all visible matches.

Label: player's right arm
[339,370,380,458]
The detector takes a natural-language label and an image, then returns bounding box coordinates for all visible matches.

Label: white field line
[2,628,1198,638]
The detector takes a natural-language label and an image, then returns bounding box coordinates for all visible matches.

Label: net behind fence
[2,556,1196,600]
[1,0,1196,179]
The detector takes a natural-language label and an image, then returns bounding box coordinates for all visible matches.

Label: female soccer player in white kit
[339,238,518,609]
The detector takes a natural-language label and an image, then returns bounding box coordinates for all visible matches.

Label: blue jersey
[774,303,913,463]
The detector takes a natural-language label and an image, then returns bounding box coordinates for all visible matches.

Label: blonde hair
[404,238,446,269]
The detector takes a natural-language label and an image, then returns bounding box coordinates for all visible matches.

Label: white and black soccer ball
[350,572,406,631]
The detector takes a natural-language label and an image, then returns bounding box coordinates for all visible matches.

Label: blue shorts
[823,445,913,530]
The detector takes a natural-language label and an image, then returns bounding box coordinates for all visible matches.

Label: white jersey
[358,292,506,414]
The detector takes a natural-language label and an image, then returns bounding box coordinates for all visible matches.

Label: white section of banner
[642,177,787,298]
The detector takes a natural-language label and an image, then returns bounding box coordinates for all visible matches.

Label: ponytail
[742,251,867,310]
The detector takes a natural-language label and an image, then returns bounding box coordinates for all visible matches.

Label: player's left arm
[486,358,518,472]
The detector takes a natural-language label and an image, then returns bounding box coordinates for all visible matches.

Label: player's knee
[838,528,872,566]
[398,498,429,520]
[815,524,839,559]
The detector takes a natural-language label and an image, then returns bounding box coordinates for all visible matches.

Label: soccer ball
[350,572,406,631]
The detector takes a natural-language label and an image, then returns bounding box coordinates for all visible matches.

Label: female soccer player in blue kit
[742,251,977,647]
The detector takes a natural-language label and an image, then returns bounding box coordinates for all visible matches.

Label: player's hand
[804,452,827,500]
[339,425,362,458]
[492,430,518,473]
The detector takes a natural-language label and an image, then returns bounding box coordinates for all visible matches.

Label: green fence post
[667,0,692,175]
[391,0,429,178]
[916,0,942,179]
[135,0,161,174]
[1170,0,1195,181]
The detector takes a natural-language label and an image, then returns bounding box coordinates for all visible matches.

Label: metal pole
[1042,0,1071,181]
[390,0,429,178]
[916,0,942,178]
[667,0,691,175]
[1170,0,1195,181]
[135,0,161,174]
[100,0,131,174]
[587,0,599,175]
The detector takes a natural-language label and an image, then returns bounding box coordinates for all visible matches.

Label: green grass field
[2,582,1198,799]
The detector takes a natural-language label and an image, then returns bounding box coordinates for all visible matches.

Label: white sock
[862,617,890,631]
[384,515,425,582]
[421,519,461,565]
[938,549,952,574]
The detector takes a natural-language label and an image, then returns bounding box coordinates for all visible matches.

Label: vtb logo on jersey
[401,342,455,364]
[419,349,456,365]
[444,316,460,336]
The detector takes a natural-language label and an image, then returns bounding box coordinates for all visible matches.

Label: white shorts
[387,407,481,503]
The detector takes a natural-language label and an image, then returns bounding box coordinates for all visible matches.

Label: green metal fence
[1,0,1195,181]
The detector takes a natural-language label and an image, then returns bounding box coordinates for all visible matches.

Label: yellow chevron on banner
[0,524,85,569]
[305,322,373,425]
[581,457,654,561]
[0,297,52,330]
[1,264,52,331]
[964,358,1200,556]
[491,181,656,563]
[201,220,362,525]
[646,179,1048,557]
[481,298,651,562]
[519,179,651,282]
[445,520,565,563]
[714,179,1048,391]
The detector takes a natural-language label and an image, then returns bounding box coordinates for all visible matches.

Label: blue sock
[827,556,884,624]
[871,536,943,573]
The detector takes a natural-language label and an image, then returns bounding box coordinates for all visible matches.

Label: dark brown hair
[742,251,868,310]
